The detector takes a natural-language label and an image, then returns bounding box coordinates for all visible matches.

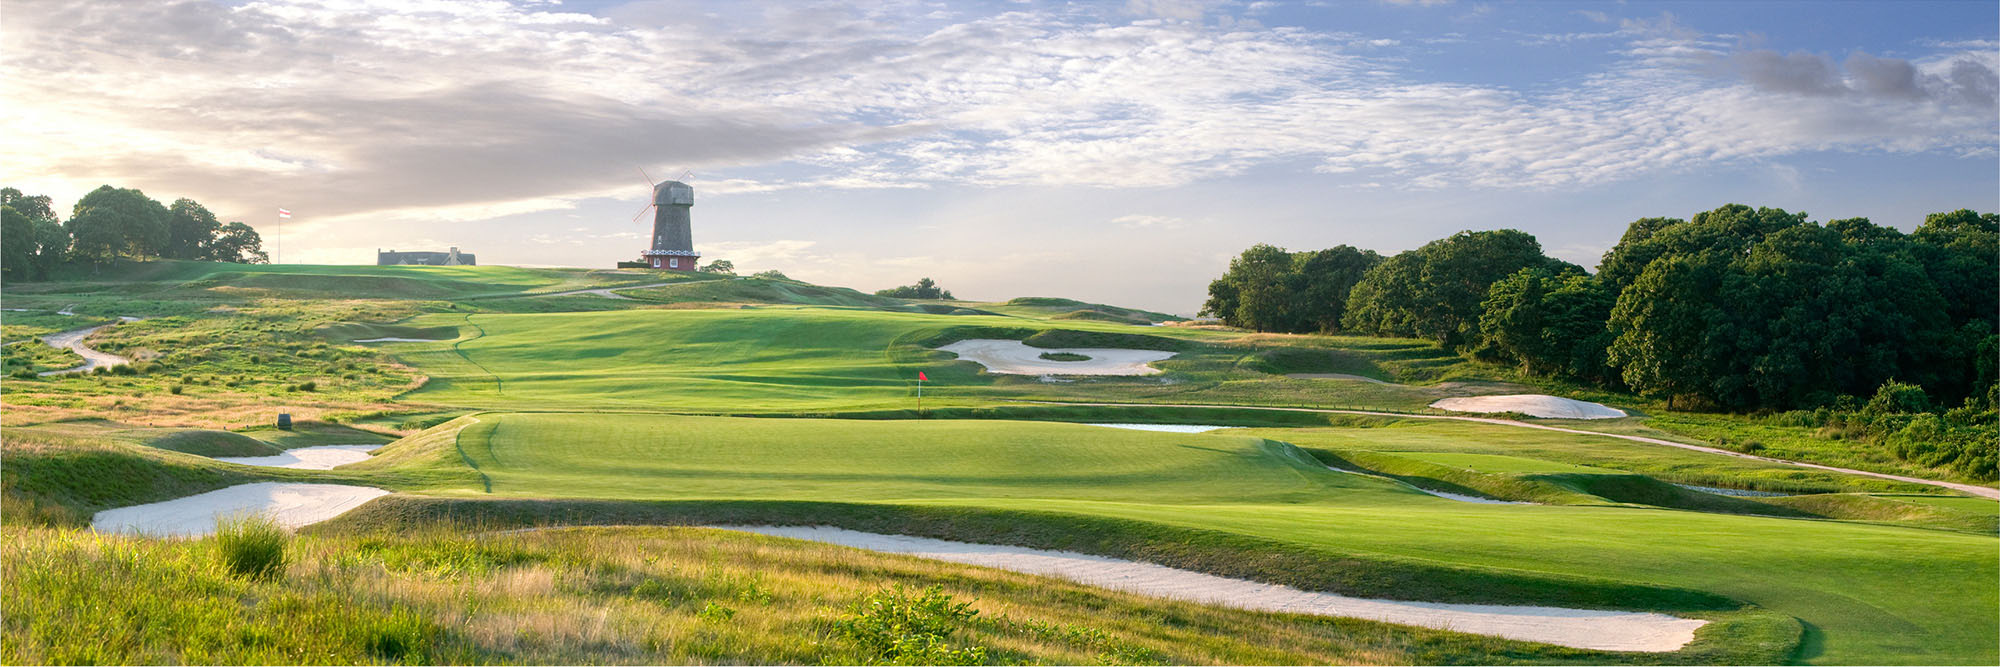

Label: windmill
[631,167,701,271]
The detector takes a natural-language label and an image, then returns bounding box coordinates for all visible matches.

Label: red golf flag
[918,371,929,381]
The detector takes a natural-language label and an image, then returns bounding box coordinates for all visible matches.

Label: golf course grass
[351,412,1997,664]
[5,261,1995,665]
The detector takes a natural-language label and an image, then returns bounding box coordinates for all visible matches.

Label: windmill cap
[653,180,694,204]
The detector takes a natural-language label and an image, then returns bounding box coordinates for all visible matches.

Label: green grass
[1391,452,1619,474]
[358,412,1995,665]
[1644,413,1997,486]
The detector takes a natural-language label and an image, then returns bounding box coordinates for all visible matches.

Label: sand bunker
[93,483,390,537]
[37,323,131,376]
[352,337,445,343]
[1286,373,1391,384]
[1430,394,1626,420]
[1085,424,1233,433]
[1324,465,1528,505]
[721,526,1703,651]
[215,445,383,470]
[939,339,1174,376]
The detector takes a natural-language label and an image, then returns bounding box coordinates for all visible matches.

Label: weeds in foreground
[215,514,289,579]
[836,584,988,666]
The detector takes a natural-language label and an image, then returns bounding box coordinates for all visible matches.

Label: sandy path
[36,323,132,376]
[1024,401,2000,500]
[1431,394,1627,420]
[92,482,390,537]
[215,445,383,470]
[720,525,1704,652]
[939,339,1175,376]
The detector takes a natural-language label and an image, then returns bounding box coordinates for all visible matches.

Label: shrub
[168,384,183,395]
[214,514,289,579]
[1038,351,1091,362]
[1866,379,1931,414]
[836,585,986,666]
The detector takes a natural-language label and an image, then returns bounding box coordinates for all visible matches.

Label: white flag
[277,208,292,218]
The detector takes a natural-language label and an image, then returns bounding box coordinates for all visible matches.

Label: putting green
[396,412,1997,665]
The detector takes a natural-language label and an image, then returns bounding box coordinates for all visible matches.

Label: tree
[1218,243,1300,332]
[165,198,221,260]
[1478,268,1617,383]
[1,204,31,281]
[751,269,789,281]
[209,222,268,264]
[1606,252,1741,409]
[875,277,953,300]
[1342,229,1571,348]
[65,185,167,262]
[1292,245,1381,333]
[2,187,67,280]
[699,259,736,274]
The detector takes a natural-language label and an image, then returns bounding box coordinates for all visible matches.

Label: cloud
[1730,48,1998,108]
[1112,214,1187,229]
[1,0,1994,227]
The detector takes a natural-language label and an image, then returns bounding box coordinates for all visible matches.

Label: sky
[3,0,1996,314]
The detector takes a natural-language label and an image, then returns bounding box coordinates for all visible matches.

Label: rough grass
[3,523,1731,665]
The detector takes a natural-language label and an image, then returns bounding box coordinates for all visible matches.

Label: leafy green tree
[2,187,67,280]
[875,277,953,300]
[1,204,32,281]
[165,198,221,260]
[1343,229,1571,348]
[209,222,268,264]
[699,259,735,274]
[65,185,167,262]
[1220,243,1300,332]
[1606,252,1740,409]
[1477,268,1616,383]
[751,269,790,281]
[1292,245,1381,333]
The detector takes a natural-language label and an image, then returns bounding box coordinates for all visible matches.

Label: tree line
[2,185,268,281]
[1203,204,1998,412]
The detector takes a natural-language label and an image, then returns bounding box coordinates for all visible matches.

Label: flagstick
[917,375,923,415]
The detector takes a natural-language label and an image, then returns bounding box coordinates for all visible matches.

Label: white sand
[1084,424,1233,433]
[92,483,390,537]
[1430,394,1627,420]
[352,336,445,343]
[938,339,1175,376]
[37,323,131,376]
[720,526,1704,652]
[1672,483,1791,498]
[1324,466,1529,505]
[215,445,383,470]
[1286,373,1392,384]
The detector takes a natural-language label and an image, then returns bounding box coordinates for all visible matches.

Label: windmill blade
[631,202,655,224]
[677,169,694,181]
[637,166,656,187]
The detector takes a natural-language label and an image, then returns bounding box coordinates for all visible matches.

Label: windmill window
[670,258,679,268]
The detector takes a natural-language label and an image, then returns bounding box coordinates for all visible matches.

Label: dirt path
[36,318,141,376]
[1025,401,2000,500]
[719,525,1705,652]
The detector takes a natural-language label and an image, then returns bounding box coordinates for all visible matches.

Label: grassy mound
[617,277,905,309]
[0,426,283,526]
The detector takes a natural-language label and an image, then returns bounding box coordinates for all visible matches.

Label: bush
[836,585,987,666]
[1038,351,1091,362]
[1866,380,1931,414]
[214,514,289,579]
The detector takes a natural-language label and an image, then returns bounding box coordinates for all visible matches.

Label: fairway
[406,412,1999,665]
